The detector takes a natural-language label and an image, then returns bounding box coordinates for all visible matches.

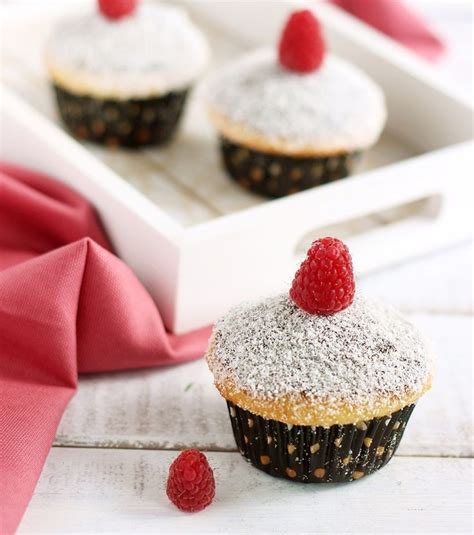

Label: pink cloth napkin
[0,163,212,534]
[330,0,444,61]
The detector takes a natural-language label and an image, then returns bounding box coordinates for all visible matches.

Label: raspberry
[98,0,138,20]
[290,237,355,315]
[166,449,215,512]
[278,10,325,73]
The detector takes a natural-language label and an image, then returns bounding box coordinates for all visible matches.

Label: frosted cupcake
[46,0,209,147]
[206,10,386,197]
[206,238,433,483]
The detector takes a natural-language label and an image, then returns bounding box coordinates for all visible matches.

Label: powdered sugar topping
[208,294,433,407]
[206,48,386,152]
[46,2,209,98]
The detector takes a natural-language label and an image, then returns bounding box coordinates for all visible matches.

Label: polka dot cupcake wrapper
[226,401,415,483]
[220,137,361,198]
[53,85,189,148]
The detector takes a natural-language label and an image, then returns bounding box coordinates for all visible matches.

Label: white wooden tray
[1,0,472,333]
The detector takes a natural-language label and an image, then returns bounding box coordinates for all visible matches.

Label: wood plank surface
[18,448,473,534]
[360,244,473,315]
[55,310,473,457]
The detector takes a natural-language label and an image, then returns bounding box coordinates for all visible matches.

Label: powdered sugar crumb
[209,294,433,408]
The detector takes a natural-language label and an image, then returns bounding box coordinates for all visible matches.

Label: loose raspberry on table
[98,0,138,20]
[166,449,215,513]
[278,9,326,73]
[290,237,355,315]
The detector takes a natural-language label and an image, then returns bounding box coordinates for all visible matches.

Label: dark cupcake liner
[227,400,415,483]
[220,136,361,198]
[53,84,189,148]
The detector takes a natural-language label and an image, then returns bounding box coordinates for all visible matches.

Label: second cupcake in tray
[206,10,386,197]
[46,0,209,148]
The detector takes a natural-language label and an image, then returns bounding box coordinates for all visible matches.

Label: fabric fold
[0,163,211,534]
[330,0,444,61]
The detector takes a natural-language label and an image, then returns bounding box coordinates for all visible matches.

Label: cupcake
[46,0,209,147]
[206,10,386,197]
[206,238,433,483]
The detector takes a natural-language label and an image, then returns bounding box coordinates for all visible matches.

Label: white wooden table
[16,242,473,533]
[12,1,474,533]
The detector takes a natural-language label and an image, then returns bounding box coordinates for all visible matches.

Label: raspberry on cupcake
[206,238,434,483]
[290,237,355,314]
[205,10,386,197]
[98,0,138,20]
[46,0,209,147]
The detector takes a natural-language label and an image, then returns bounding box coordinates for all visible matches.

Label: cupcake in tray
[206,238,433,483]
[206,10,386,197]
[45,0,209,148]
